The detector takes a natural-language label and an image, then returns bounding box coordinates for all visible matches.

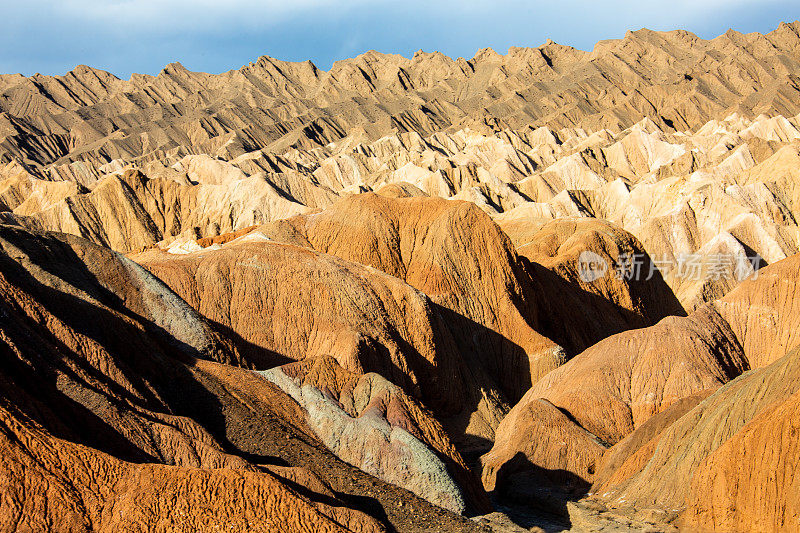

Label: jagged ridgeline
[3,22,800,178]
[3,20,800,533]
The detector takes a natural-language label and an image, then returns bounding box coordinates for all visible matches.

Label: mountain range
[2,21,800,533]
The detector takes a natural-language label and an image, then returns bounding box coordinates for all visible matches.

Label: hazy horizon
[4,0,800,78]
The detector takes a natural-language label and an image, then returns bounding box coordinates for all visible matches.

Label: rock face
[712,252,800,368]
[2,25,800,320]
[591,391,713,492]
[260,357,476,514]
[134,229,511,447]
[528,305,748,445]
[0,165,310,252]
[5,110,800,316]
[4,20,800,533]
[1,409,388,533]
[6,23,800,176]
[260,194,567,397]
[592,344,800,533]
[480,398,606,504]
[683,387,800,532]
[500,216,686,353]
[134,194,579,449]
[0,224,488,532]
[479,305,746,511]
[481,253,800,521]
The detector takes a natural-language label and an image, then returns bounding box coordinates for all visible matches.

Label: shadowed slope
[0,224,490,532]
[6,23,800,176]
[481,254,800,521]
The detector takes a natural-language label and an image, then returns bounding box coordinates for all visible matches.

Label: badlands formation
[2,21,800,533]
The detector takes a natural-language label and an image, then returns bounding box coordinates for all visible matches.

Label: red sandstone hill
[0,224,489,532]
[3,21,800,533]
[482,253,800,529]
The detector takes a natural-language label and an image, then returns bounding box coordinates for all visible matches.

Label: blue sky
[3,0,800,78]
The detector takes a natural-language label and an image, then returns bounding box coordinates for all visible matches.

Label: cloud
[2,0,798,77]
[41,0,784,31]
[54,0,378,31]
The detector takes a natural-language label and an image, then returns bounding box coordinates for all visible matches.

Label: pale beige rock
[5,21,800,532]
[4,25,800,312]
[259,356,480,513]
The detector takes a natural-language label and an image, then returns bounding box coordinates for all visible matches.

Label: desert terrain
[2,21,800,532]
